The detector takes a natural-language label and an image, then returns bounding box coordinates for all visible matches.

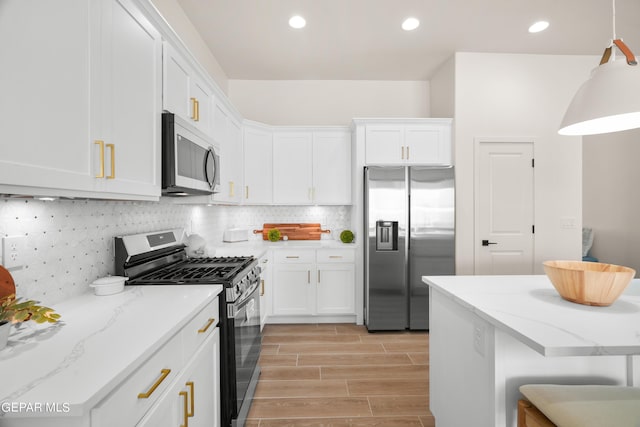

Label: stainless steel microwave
[162,112,219,196]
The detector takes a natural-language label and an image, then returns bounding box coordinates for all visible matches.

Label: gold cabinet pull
[308,270,310,284]
[138,368,171,399]
[179,390,189,427]
[197,318,215,333]
[195,99,200,122]
[186,381,195,417]
[329,255,343,259]
[245,185,249,200]
[94,140,105,178]
[407,146,410,160]
[318,270,320,283]
[229,181,234,198]
[286,256,299,259]
[401,146,405,160]
[190,97,197,121]
[106,143,115,179]
[260,279,265,296]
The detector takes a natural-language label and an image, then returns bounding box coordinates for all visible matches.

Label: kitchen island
[423,275,640,427]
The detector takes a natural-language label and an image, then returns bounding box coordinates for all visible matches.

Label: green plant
[0,294,60,324]
[340,229,355,243]
[267,228,281,242]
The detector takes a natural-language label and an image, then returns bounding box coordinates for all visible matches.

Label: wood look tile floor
[246,324,435,427]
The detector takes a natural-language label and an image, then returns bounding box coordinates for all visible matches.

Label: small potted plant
[0,293,61,350]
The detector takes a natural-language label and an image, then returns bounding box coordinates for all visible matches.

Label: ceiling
[176,0,640,81]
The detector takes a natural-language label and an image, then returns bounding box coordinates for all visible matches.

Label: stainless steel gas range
[115,229,261,427]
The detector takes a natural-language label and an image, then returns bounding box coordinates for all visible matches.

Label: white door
[243,126,272,204]
[272,264,315,315]
[272,132,313,204]
[312,131,351,204]
[365,125,403,164]
[316,264,355,315]
[475,140,534,274]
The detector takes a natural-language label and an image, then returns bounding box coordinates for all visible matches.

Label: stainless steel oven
[115,229,261,427]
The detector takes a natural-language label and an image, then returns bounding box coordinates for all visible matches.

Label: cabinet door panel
[273,132,313,204]
[316,264,355,315]
[163,43,191,119]
[0,0,94,193]
[313,131,351,204]
[243,126,273,204]
[273,264,315,315]
[365,126,403,165]
[103,0,161,195]
[405,126,450,165]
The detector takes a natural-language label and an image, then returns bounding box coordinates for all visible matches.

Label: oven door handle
[227,279,260,319]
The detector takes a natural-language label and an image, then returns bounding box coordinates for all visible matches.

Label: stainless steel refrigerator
[364,166,455,331]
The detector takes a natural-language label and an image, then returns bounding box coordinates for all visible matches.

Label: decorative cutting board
[0,265,16,299]
[253,223,330,241]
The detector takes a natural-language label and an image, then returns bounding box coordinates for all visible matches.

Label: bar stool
[518,384,640,427]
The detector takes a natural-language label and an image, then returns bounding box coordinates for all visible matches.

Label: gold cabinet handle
[245,185,249,200]
[94,140,105,178]
[318,270,320,283]
[401,146,405,160]
[308,270,310,284]
[229,181,234,198]
[329,255,343,259]
[198,318,215,333]
[407,146,410,160]
[179,390,189,427]
[190,97,197,121]
[195,99,200,122]
[286,256,299,259]
[106,143,115,179]
[260,279,265,296]
[186,381,195,417]
[138,368,171,399]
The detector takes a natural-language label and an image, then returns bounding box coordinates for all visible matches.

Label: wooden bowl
[543,260,635,306]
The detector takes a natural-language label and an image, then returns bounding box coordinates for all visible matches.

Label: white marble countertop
[423,275,640,357]
[210,239,357,258]
[0,284,222,418]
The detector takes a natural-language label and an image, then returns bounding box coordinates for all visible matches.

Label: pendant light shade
[558,58,640,136]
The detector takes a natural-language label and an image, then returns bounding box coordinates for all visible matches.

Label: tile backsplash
[0,199,351,305]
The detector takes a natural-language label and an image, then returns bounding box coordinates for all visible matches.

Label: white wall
[228,80,430,126]
[583,129,640,273]
[150,0,229,93]
[443,52,595,274]
[429,56,455,119]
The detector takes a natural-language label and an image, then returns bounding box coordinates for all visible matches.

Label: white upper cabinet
[365,120,452,166]
[162,42,214,137]
[271,129,352,205]
[0,0,161,200]
[312,130,352,205]
[213,102,243,204]
[273,132,313,204]
[243,124,273,204]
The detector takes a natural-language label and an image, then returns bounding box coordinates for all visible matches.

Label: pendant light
[558,0,640,136]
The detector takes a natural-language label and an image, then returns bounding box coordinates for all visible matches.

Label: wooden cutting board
[253,223,330,241]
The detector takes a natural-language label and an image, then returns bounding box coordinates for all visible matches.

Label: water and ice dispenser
[375,220,398,251]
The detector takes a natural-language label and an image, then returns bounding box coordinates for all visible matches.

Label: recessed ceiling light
[289,15,306,29]
[528,20,549,33]
[402,17,420,31]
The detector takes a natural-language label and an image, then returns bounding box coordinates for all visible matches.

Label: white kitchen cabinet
[243,124,273,204]
[271,248,356,322]
[163,42,214,137]
[273,263,316,316]
[365,121,452,165]
[0,0,161,201]
[316,263,355,315]
[137,330,220,427]
[213,103,243,204]
[312,131,352,205]
[273,132,314,204]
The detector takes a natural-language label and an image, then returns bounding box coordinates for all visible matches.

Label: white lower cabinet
[91,299,220,427]
[137,330,220,427]
[271,248,355,321]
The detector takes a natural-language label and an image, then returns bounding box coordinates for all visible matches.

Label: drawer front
[274,249,315,264]
[182,297,219,359]
[90,332,182,426]
[316,249,355,263]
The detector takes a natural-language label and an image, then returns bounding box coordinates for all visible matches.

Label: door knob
[482,240,497,246]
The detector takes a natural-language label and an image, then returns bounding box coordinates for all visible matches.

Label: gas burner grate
[142,264,240,282]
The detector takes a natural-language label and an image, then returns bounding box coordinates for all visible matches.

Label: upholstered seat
[518,384,640,427]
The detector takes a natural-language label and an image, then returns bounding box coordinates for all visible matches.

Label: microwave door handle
[204,148,216,189]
